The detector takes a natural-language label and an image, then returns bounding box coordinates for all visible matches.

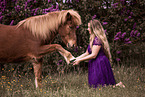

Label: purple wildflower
[7,12,12,16]
[116,51,121,54]
[48,0,51,3]
[55,3,59,11]
[125,41,132,44]
[137,33,140,37]
[114,37,120,41]
[15,5,21,12]
[124,38,130,42]
[59,59,63,63]
[33,8,39,15]
[57,63,60,66]
[27,0,32,3]
[133,23,136,29]
[130,12,133,16]
[120,0,125,5]
[0,16,3,22]
[105,29,107,34]
[25,13,28,17]
[24,2,27,9]
[116,58,121,61]
[112,3,118,8]
[121,32,126,38]
[1,7,5,12]
[134,30,138,35]
[76,0,79,2]
[123,7,126,11]
[57,59,63,66]
[92,15,96,19]
[76,26,79,29]
[103,22,108,25]
[127,10,130,14]
[128,16,131,19]
[30,5,33,9]
[67,0,71,3]
[34,0,37,3]
[115,32,121,37]
[35,8,38,12]
[124,18,128,21]
[0,12,2,16]
[130,30,134,37]
[10,20,14,25]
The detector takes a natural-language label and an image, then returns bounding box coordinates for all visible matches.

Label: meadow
[0,64,144,97]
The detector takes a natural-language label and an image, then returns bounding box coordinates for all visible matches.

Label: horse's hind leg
[32,58,43,88]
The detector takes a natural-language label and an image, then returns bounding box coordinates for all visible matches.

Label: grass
[0,64,145,97]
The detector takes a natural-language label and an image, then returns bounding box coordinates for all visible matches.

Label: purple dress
[88,37,116,88]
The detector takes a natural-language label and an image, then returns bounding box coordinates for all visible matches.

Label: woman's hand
[73,58,81,65]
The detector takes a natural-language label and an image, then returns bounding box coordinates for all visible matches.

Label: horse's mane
[17,9,81,39]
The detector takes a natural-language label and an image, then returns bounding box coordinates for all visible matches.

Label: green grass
[0,65,145,97]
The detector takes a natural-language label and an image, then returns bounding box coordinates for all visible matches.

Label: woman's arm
[73,45,101,65]
[76,50,89,59]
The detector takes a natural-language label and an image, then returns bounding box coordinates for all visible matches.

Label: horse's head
[58,18,77,48]
[58,10,81,48]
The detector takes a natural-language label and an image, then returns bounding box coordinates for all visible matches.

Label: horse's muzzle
[67,43,76,48]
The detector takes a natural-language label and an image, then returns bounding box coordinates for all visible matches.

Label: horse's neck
[42,31,58,45]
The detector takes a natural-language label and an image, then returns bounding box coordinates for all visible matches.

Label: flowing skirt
[88,55,116,88]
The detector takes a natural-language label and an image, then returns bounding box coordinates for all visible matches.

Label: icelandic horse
[0,9,82,88]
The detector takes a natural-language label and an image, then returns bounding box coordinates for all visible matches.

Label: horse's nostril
[73,44,75,47]
[67,43,70,47]
[67,43,76,48]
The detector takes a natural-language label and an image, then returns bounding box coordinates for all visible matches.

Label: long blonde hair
[89,19,112,63]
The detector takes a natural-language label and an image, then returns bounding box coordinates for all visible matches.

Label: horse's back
[0,24,18,45]
[0,24,39,63]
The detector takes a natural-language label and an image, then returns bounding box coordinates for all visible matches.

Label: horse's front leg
[38,44,75,64]
[32,58,43,88]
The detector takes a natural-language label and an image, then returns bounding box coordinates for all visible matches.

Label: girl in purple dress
[73,19,125,88]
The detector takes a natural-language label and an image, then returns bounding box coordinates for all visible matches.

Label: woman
[73,19,124,88]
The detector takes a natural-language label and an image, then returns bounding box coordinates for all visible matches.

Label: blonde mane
[17,10,81,39]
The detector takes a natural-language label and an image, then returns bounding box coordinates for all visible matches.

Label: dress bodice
[87,37,106,57]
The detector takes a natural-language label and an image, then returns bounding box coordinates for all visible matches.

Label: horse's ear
[66,12,72,21]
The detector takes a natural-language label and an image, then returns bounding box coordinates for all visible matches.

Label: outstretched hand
[72,58,81,65]
[70,59,76,64]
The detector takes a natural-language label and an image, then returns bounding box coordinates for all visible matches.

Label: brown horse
[0,9,81,88]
